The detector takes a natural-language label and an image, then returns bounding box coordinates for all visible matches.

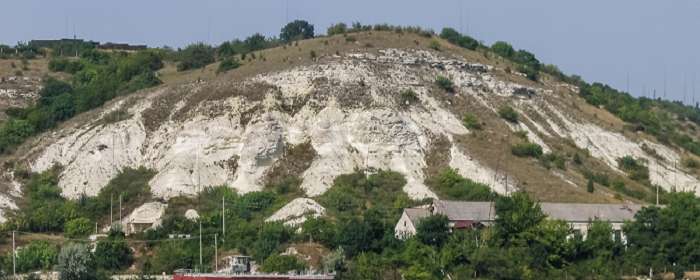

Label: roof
[432,200,645,223]
[403,208,431,226]
[540,203,644,222]
[434,201,495,221]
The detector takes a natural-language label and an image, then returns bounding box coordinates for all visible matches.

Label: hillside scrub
[327,23,347,36]
[440,28,479,50]
[511,143,543,158]
[430,168,494,201]
[435,76,455,93]
[499,106,518,123]
[401,89,418,103]
[463,113,482,130]
[216,57,242,74]
[0,239,57,273]
[2,49,164,154]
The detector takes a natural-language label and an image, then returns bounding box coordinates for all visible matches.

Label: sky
[1,0,699,104]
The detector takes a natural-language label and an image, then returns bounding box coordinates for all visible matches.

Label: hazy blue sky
[2,0,698,103]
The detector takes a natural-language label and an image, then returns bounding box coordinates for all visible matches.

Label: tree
[334,218,373,257]
[252,221,293,261]
[573,153,582,165]
[94,230,134,271]
[64,217,93,238]
[261,253,306,274]
[491,41,515,58]
[587,180,594,193]
[415,214,450,248]
[327,23,347,36]
[280,20,315,43]
[494,193,547,247]
[216,41,236,58]
[57,242,94,280]
[300,216,336,249]
[356,252,384,280]
[177,42,215,71]
[243,33,267,52]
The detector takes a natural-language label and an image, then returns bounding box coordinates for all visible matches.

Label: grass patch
[401,89,418,103]
[513,130,528,140]
[435,76,455,93]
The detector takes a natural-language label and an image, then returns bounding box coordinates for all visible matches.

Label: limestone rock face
[3,47,694,221]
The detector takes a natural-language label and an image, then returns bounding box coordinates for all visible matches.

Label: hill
[0,24,700,278]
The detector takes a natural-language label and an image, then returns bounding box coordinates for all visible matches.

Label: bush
[435,76,454,93]
[243,33,267,52]
[541,152,566,170]
[587,180,594,193]
[64,217,93,238]
[573,153,582,165]
[309,50,316,58]
[491,41,515,58]
[401,89,418,103]
[428,41,440,50]
[499,106,518,123]
[334,219,372,257]
[463,113,482,130]
[57,243,94,280]
[94,230,134,271]
[15,70,22,76]
[511,143,543,158]
[611,177,625,192]
[440,28,478,50]
[327,23,347,36]
[23,50,36,59]
[177,42,215,71]
[686,158,700,168]
[216,57,242,74]
[261,254,306,274]
[280,20,315,43]
[6,239,57,273]
[345,36,356,43]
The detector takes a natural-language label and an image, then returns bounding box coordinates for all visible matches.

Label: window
[574,229,581,237]
[404,221,406,227]
[615,230,621,242]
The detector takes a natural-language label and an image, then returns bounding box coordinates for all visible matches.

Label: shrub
[7,239,57,273]
[177,42,215,71]
[428,41,440,50]
[686,158,700,168]
[587,180,594,193]
[541,152,566,170]
[327,23,347,36]
[10,61,16,68]
[439,28,478,50]
[309,50,316,58]
[401,89,418,103]
[573,153,582,165]
[261,254,306,274]
[491,41,515,58]
[64,217,93,238]
[280,20,315,43]
[94,230,134,271]
[511,143,543,158]
[23,50,36,59]
[613,193,622,200]
[611,177,625,192]
[243,33,267,52]
[15,70,22,76]
[325,188,353,211]
[499,106,518,123]
[345,36,356,43]
[463,113,482,130]
[216,57,242,74]
[435,76,454,93]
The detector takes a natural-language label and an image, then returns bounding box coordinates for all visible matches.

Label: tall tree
[280,20,315,43]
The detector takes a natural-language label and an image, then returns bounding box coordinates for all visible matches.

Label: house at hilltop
[395,200,645,243]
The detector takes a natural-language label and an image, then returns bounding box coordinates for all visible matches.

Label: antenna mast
[460,0,462,34]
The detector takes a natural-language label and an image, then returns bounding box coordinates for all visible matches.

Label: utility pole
[222,196,225,237]
[119,195,122,225]
[626,72,629,93]
[12,231,15,276]
[198,135,202,266]
[111,194,113,225]
[215,234,218,272]
[664,71,667,99]
[459,0,462,34]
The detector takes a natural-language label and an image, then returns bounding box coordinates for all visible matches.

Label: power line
[4,231,220,243]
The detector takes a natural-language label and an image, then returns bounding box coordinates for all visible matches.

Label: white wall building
[396,200,646,243]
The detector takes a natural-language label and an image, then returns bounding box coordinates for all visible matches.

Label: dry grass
[285,242,330,269]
